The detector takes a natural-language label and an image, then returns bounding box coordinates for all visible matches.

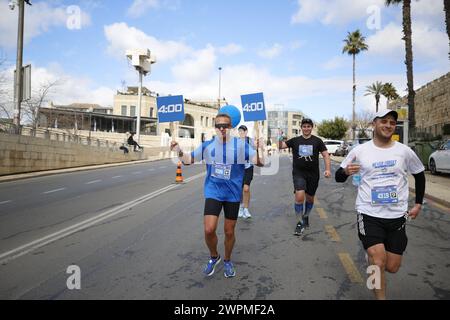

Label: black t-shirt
[286,135,327,173]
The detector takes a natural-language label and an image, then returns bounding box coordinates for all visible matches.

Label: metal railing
[0,122,121,152]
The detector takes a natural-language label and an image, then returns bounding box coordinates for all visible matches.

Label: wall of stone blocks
[0,133,145,176]
[415,73,450,135]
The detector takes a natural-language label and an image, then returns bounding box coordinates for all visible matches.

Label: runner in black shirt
[279,118,331,236]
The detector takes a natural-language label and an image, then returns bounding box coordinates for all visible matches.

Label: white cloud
[104,23,192,62]
[127,0,181,18]
[258,44,283,59]
[28,64,114,107]
[171,45,217,83]
[322,56,348,70]
[289,40,304,50]
[291,0,385,25]
[367,21,448,63]
[217,43,244,55]
[127,0,160,18]
[0,0,91,48]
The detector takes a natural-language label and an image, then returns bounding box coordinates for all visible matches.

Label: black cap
[301,118,314,126]
[238,125,248,131]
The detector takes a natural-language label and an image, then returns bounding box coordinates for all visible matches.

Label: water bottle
[352,159,361,187]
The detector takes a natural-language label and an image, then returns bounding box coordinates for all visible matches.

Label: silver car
[428,139,450,175]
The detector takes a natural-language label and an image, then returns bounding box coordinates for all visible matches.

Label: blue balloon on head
[218,105,241,128]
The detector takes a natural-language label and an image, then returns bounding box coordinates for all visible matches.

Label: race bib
[371,186,398,205]
[211,163,232,180]
[299,145,313,157]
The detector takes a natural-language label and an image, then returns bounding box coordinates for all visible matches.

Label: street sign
[156,95,185,123]
[241,92,267,121]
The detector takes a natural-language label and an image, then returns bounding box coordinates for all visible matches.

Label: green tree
[381,82,400,102]
[318,117,349,140]
[385,0,416,130]
[365,81,384,112]
[342,29,369,140]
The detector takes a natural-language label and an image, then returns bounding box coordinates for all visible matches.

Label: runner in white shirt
[335,109,426,300]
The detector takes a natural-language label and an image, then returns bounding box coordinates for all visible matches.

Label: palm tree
[365,81,384,112]
[445,0,450,59]
[342,29,369,140]
[385,0,416,132]
[381,82,400,103]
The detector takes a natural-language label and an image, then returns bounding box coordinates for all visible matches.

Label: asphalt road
[0,156,449,300]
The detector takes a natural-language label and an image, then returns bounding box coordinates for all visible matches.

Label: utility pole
[12,0,31,133]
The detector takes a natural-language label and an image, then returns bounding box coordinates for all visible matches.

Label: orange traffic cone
[175,161,184,183]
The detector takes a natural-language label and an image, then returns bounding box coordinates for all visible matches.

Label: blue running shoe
[223,260,236,278]
[203,255,221,276]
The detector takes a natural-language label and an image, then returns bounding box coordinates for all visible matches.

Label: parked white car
[428,139,450,174]
[323,139,344,155]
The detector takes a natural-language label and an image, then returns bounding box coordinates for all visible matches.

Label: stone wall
[0,133,145,176]
[415,72,450,136]
[390,72,450,136]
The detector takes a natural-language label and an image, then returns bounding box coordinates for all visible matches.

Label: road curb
[409,187,450,209]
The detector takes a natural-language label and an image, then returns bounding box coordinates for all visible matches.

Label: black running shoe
[294,222,305,236]
[303,215,309,229]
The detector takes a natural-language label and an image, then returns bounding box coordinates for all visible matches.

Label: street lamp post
[11,0,31,133]
[126,49,156,143]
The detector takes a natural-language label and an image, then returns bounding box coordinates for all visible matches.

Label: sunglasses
[215,123,231,130]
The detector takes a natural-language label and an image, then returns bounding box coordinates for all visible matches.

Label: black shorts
[357,213,408,255]
[204,198,240,221]
[243,166,254,186]
[292,171,320,196]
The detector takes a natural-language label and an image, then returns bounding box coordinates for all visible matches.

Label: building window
[150,107,154,118]
[130,106,136,117]
[121,105,127,116]
[206,117,209,127]
[201,116,204,126]
[292,121,297,126]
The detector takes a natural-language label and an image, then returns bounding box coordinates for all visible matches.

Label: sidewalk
[331,156,450,209]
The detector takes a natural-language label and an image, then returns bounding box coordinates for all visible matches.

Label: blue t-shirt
[191,137,256,202]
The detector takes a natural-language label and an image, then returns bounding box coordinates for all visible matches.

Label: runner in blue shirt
[170,113,264,278]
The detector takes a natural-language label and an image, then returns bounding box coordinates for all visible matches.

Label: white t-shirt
[341,140,424,219]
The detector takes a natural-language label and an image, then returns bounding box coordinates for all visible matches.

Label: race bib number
[371,186,398,205]
[211,164,232,180]
[299,145,313,157]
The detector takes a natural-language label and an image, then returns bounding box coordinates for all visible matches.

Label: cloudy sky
[0,0,448,122]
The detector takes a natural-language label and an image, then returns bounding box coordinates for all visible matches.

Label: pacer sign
[157,95,185,123]
[241,92,267,122]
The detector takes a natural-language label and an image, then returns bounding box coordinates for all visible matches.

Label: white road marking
[85,180,102,185]
[132,171,142,175]
[147,169,155,171]
[0,172,206,265]
[42,188,66,195]
[0,200,12,205]
[112,176,123,179]
[159,166,167,169]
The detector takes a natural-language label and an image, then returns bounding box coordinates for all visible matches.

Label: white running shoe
[238,207,244,218]
[243,208,252,219]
